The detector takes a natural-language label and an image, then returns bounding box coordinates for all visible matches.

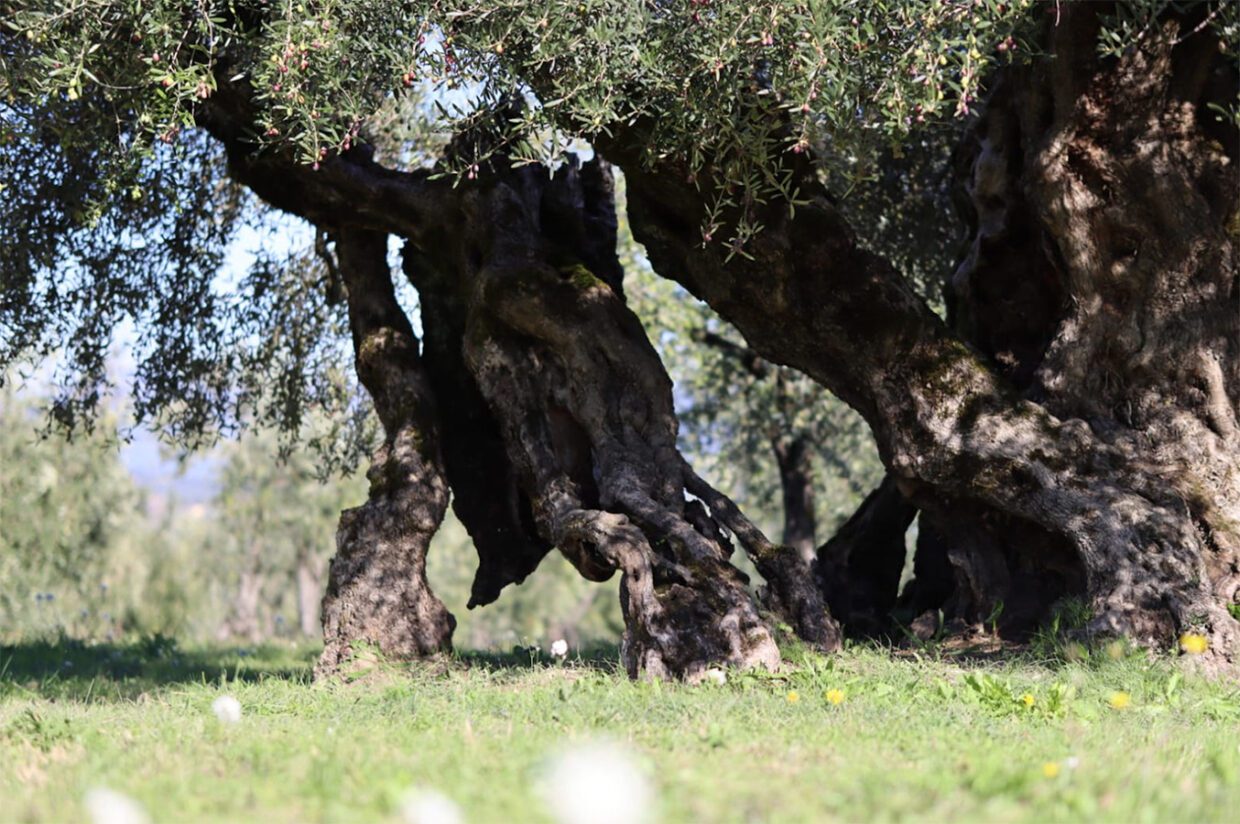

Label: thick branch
[198,72,447,240]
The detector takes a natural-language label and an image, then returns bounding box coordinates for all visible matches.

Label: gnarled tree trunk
[203,4,1238,675]
[895,7,1240,650]
[612,6,1240,664]
[403,157,836,678]
[205,71,832,676]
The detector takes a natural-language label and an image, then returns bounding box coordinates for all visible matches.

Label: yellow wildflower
[1021,693,1035,708]
[1042,761,1061,779]
[786,691,800,704]
[825,689,845,705]
[1108,691,1131,710]
[1179,633,1209,655]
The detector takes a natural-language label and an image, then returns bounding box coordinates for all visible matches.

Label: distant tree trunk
[218,541,264,643]
[218,555,264,639]
[295,547,321,638]
[772,435,817,565]
[315,229,455,676]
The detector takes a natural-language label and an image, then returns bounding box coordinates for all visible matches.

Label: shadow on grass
[0,636,316,701]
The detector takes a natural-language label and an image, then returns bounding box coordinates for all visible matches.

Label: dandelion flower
[1021,693,1035,708]
[786,690,800,703]
[84,788,150,824]
[211,695,242,724]
[400,788,463,824]
[1179,633,1209,655]
[541,740,652,824]
[824,689,845,705]
[703,668,727,686]
[550,639,569,658]
[1041,761,1061,779]
[1108,691,1131,710]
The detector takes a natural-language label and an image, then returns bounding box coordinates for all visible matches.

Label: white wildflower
[550,639,569,658]
[1065,756,1081,770]
[541,741,653,824]
[211,694,242,724]
[84,788,150,824]
[400,788,464,824]
[703,668,727,686]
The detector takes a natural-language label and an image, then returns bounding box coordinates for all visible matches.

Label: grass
[3,636,1240,822]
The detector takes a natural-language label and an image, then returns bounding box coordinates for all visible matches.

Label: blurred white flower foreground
[84,788,150,824]
[401,788,464,824]
[211,694,243,724]
[542,741,654,824]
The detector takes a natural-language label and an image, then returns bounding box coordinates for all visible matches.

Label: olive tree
[3,0,1237,677]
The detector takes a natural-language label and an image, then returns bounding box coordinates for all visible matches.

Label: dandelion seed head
[550,639,569,658]
[704,668,727,686]
[212,695,242,724]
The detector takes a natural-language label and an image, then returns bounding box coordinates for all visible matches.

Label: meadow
[3,637,1239,823]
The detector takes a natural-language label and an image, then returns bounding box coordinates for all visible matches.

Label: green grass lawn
[2,637,1239,822]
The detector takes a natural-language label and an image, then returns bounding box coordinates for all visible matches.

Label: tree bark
[902,6,1240,647]
[315,229,455,677]
[609,7,1240,663]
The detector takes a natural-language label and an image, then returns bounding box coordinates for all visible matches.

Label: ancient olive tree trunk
[202,78,831,678]
[611,7,1240,663]
[403,158,837,678]
[315,229,455,676]
[909,7,1240,646]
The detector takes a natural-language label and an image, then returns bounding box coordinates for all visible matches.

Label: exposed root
[683,463,841,652]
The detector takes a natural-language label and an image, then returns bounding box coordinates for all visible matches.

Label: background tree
[213,427,366,641]
[0,383,148,635]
